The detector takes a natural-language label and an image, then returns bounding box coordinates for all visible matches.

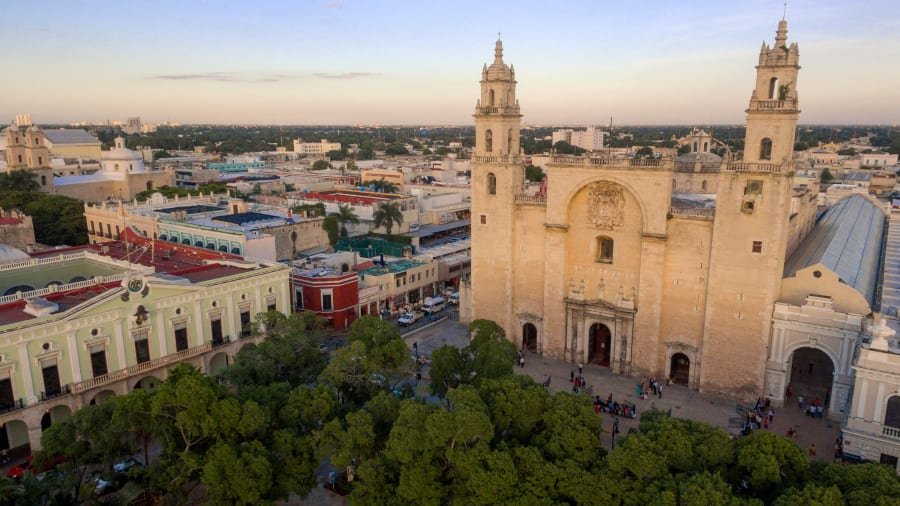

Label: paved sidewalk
[515,350,840,460]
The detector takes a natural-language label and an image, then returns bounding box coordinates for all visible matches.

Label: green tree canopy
[524,164,545,182]
[372,201,404,238]
[0,170,40,192]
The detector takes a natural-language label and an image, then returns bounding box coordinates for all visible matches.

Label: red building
[293,268,359,330]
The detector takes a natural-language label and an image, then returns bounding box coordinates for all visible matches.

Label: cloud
[311,72,380,79]
[149,71,379,83]
[323,0,344,8]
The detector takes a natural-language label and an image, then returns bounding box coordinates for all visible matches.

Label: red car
[6,454,65,480]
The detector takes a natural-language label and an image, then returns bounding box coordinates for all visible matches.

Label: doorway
[588,323,612,367]
[670,353,690,386]
[522,323,537,352]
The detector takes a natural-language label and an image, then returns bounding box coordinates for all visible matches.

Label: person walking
[578,362,584,376]
[657,384,663,399]
[519,354,525,368]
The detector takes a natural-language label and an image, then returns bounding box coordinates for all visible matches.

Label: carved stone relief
[587,182,625,230]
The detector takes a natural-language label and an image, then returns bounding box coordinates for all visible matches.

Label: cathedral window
[886,396,900,428]
[487,173,496,195]
[752,241,762,253]
[17,155,22,164]
[702,142,708,152]
[596,236,614,263]
[480,215,486,225]
[114,163,120,171]
[701,180,707,192]
[768,77,779,99]
[692,141,698,152]
[489,89,495,106]
[507,129,513,153]
[759,138,773,160]
[41,175,46,186]
[485,129,493,153]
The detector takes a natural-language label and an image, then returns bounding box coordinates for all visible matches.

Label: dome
[675,151,722,164]
[0,244,30,264]
[102,137,143,162]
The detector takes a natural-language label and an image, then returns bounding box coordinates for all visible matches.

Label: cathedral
[470,18,821,399]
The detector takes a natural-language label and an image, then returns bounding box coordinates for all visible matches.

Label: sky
[1,0,899,125]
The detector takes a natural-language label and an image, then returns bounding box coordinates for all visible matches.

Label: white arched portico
[764,297,861,420]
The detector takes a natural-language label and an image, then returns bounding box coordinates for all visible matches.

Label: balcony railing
[71,341,215,394]
[674,161,724,173]
[549,156,673,170]
[883,425,900,440]
[472,155,521,164]
[476,106,520,115]
[0,399,25,415]
[669,207,715,220]
[724,162,789,174]
[39,384,72,402]
[747,99,799,112]
[514,194,547,206]
[0,273,130,305]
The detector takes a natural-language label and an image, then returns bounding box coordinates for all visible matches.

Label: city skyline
[2,0,899,125]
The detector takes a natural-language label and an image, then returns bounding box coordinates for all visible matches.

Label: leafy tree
[837,148,857,156]
[820,167,834,183]
[552,140,586,155]
[773,484,843,506]
[292,202,326,218]
[322,215,340,246]
[330,203,360,237]
[635,146,654,157]
[733,430,808,501]
[0,169,40,192]
[224,311,327,390]
[524,164,545,182]
[372,201,404,238]
[468,319,506,344]
[312,159,332,171]
[345,159,358,172]
[429,346,468,397]
[326,149,346,160]
[0,191,88,245]
[435,146,451,156]
[385,143,409,155]
[422,148,433,155]
[39,401,126,500]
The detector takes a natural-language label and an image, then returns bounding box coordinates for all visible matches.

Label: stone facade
[471,21,809,400]
[0,209,35,250]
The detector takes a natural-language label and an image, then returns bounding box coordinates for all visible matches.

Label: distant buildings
[293,139,342,155]
[0,229,291,453]
[551,126,607,151]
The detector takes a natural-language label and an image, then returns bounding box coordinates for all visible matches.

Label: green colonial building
[0,229,290,455]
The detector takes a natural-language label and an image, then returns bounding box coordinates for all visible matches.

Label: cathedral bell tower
[474,38,522,158]
[470,38,523,335]
[743,19,800,164]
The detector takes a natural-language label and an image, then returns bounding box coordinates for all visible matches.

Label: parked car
[398,311,424,327]
[92,474,125,496]
[448,292,459,305]
[6,454,65,481]
[112,455,144,474]
[422,297,446,314]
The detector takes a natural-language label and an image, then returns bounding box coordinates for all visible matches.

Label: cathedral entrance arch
[670,353,690,386]
[787,347,834,410]
[588,323,612,367]
[522,323,537,352]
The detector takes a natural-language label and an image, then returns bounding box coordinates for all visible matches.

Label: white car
[398,311,423,327]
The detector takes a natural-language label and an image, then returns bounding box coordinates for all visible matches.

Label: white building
[860,152,899,168]
[293,139,342,155]
[551,126,606,151]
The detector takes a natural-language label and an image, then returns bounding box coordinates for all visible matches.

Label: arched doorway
[41,404,72,432]
[90,390,116,405]
[133,376,160,391]
[588,323,612,367]
[670,353,690,386]
[208,352,229,376]
[1,419,29,453]
[522,323,537,352]
[788,347,835,406]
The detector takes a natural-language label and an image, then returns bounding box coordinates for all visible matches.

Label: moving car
[448,292,459,305]
[422,297,446,314]
[398,311,423,327]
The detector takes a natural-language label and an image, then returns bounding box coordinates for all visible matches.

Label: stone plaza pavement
[516,348,841,461]
[407,317,840,462]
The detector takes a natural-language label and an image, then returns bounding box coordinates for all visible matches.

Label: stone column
[155,312,168,358]
[66,331,82,384]
[542,224,569,360]
[193,301,205,347]
[113,320,128,369]
[17,343,35,403]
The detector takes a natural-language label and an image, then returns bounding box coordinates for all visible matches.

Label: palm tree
[0,169,40,192]
[371,178,398,194]
[373,201,404,239]
[330,203,360,238]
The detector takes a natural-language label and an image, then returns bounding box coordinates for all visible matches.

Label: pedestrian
[613,417,620,435]
[578,362,584,375]
[636,383,643,398]
[519,355,525,368]
[768,408,775,423]
[808,444,816,458]
[785,384,793,398]
[657,384,663,399]
[570,370,575,383]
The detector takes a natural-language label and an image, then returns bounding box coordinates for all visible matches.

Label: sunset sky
[2,0,898,125]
